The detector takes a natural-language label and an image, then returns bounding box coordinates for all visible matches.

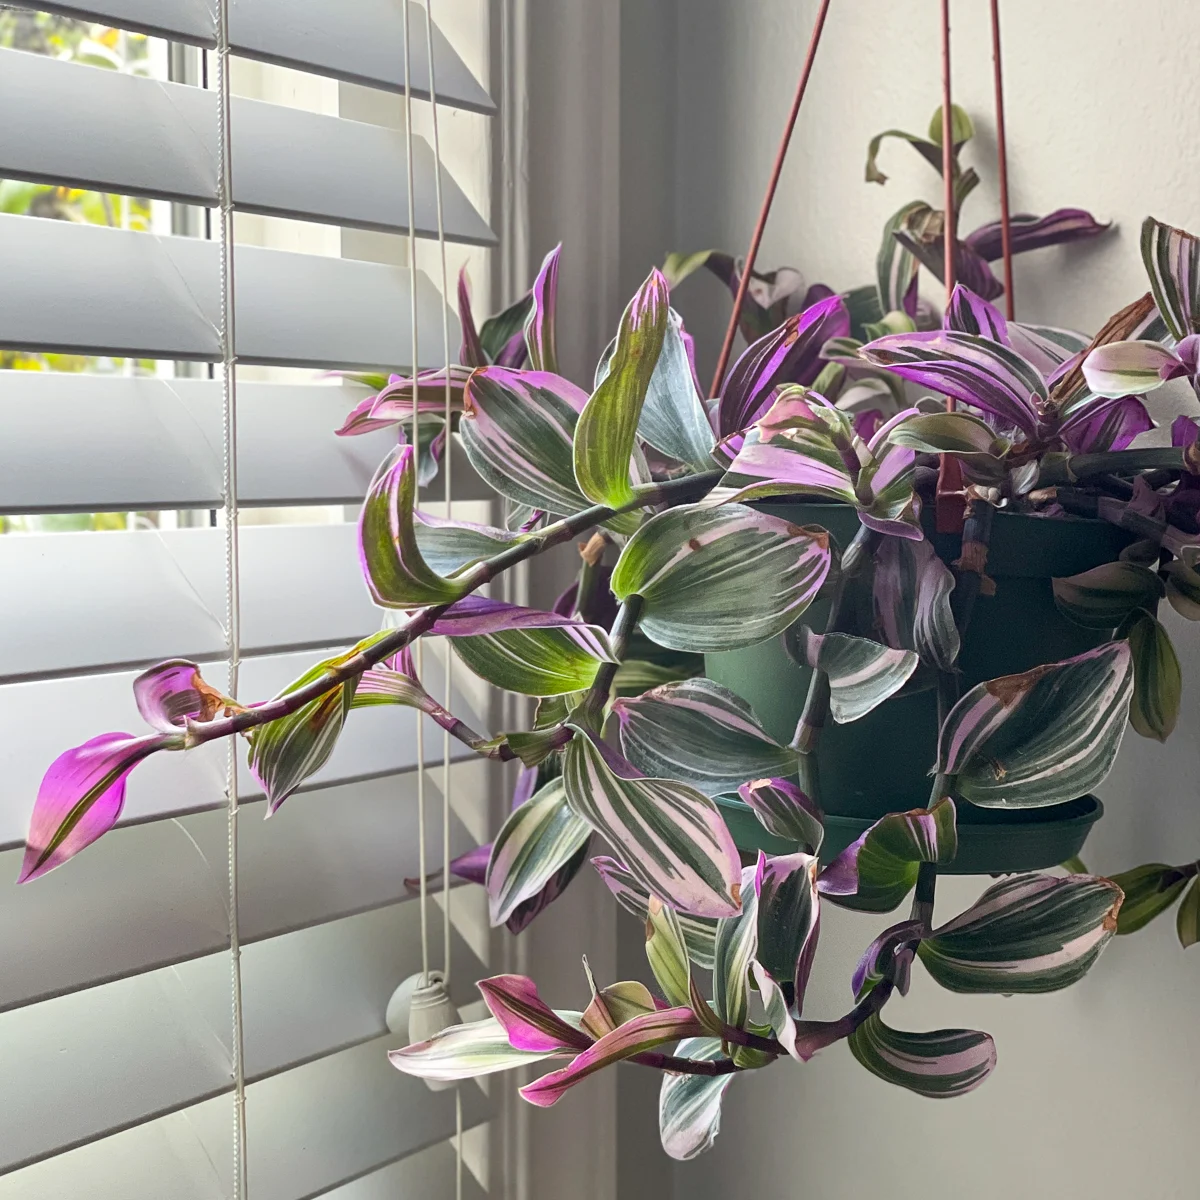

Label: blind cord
[420,6,462,1196]
[400,0,431,990]
[213,5,248,1197]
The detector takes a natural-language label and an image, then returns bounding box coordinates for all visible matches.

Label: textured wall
[658,2,1200,1198]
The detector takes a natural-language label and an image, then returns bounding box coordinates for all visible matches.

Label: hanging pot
[706,500,1132,873]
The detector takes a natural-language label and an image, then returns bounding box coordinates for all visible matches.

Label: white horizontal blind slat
[0,50,494,245]
[0,375,492,513]
[37,0,494,113]
[1,525,378,681]
[0,649,483,847]
[322,1142,487,1200]
[0,215,458,369]
[0,903,484,1174]
[0,772,477,1011]
[0,1038,491,1200]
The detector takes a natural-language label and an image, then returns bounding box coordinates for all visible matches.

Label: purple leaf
[553,564,619,629]
[966,208,1110,262]
[451,844,491,886]
[335,367,472,436]
[944,285,1010,343]
[133,659,228,733]
[737,777,824,849]
[1172,415,1200,447]
[717,295,850,437]
[851,918,922,999]
[725,438,857,504]
[853,409,885,441]
[458,266,488,368]
[478,975,592,1054]
[859,329,1043,436]
[1059,394,1154,454]
[893,228,1004,301]
[357,445,465,608]
[495,331,529,368]
[20,732,168,883]
[525,244,561,373]
[753,851,821,1012]
[505,840,591,934]
[520,1007,708,1107]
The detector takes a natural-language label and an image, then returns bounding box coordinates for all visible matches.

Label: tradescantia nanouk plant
[19,105,1200,1161]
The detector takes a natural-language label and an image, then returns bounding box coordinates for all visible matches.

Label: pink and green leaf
[524,244,561,373]
[477,974,592,1053]
[19,731,168,883]
[737,777,824,852]
[849,1013,996,1098]
[563,728,742,918]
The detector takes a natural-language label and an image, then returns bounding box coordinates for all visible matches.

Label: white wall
[652,2,1200,1197]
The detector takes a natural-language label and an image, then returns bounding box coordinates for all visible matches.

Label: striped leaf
[851,919,921,1001]
[389,1016,570,1084]
[1080,339,1185,398]
[737,777,824,852]
[1140,215,1200,342]
[478,975,592,1053]
[945,284,1009,341]
[639,309,715,468]
[750,960,803,1060]
[524,244,561,373]
[460,366,597,518]
[486,779,593,926]
[822,797,958,914]
[754,852,821,1011]
[593,855,718,968]
[876,201,928,313]
[789,628,919,723]
[1126,610,1181,741]
[884,410,1008,457]
[563,729,742,918]
[849,1014,996,1099]
[1108,863,1191,935]
[451,614,616,696]
[1052,562,1164,630]
[936,643,1134,809]
[917,873,1123,993]
[712,864,759,1029]
[968,208,1109,261]
[873,535,961,670]
[716,296,850,437]
[357,445,467,608]
[658,1038,734,1161]
[248,632,390,814]
[522,1007,708,1107]
[860,330,1043,437]
[611,503,832,653]
[575,269,669,509]
[613,679,797,796]
[19,730,168,884]
[645,896,694,1009]
[1177,877,1200,948]
[412,512,522,576]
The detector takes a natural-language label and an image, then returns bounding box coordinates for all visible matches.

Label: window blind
[0,4,499,1197]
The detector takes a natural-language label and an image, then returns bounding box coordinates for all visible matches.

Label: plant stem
[1055,489,1199,559]
[580,595,645,724]
[417,695,516,761]
[1038,447,1185,486]
[912,860,939,932]
[186,470,722,750]
[793,978,896,1058]
[629,1050,744,1077]
[788,526,876,755]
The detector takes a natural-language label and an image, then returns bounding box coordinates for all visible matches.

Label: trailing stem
[184,470,723,752]
[580,595,645,725]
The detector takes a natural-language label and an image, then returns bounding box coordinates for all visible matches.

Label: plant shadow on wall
[19,103,1200,1161]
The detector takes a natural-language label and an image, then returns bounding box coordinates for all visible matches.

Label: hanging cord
[401,0,431,989]
[421,0,456,1000]
[421,7,463,1194]
[213,5,248,1196]
[989,0,1015,318]
[708,0,833,397]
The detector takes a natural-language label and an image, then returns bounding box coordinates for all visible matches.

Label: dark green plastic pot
[706,501,1131,873]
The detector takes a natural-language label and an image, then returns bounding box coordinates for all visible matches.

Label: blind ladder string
[419,4,464,1195]
[213,4,249,1196]
[400,0,431,991]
